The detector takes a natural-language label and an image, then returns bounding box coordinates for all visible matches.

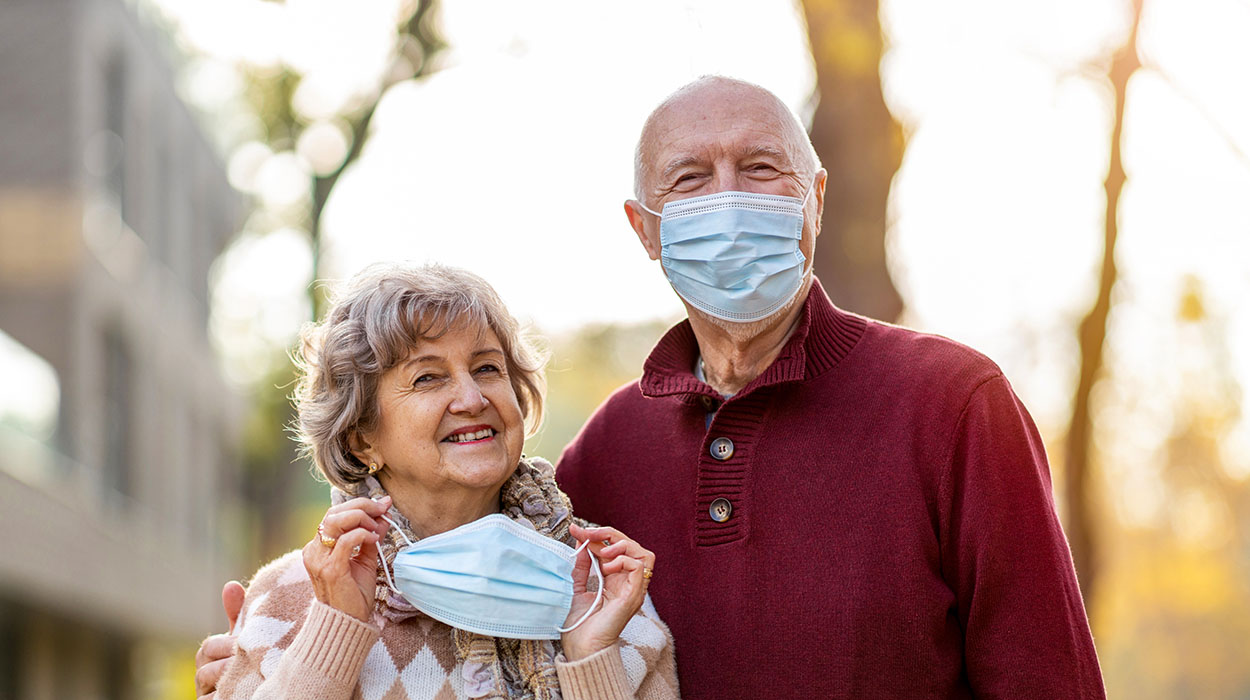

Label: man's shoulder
[556,378,649,483]
[579,378,651,429]
[858,319,1004,392]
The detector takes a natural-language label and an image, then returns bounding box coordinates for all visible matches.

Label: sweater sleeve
[215,552,379,700]
[554,595,679,700]
[938,374,1105,699]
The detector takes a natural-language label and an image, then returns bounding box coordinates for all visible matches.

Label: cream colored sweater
[216,550,679,700]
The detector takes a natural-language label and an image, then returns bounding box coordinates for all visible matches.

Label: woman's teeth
[445,428,494,443]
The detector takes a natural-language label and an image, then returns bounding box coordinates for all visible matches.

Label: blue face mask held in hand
[638,183,814,322]
[379,513,602,640]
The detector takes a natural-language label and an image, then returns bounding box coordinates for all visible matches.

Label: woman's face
[356,321,525,503]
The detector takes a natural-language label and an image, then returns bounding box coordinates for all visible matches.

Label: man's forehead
[646,87,800,161]
[652,120,796,167]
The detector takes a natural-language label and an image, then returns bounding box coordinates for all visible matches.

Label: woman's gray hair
[292,263,547,490]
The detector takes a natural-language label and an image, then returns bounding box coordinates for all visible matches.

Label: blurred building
[0,0,244,697]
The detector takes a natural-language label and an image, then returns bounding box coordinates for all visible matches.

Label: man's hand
[195,581,245,699]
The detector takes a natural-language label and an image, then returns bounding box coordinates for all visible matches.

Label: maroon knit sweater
[556,280,1105,699]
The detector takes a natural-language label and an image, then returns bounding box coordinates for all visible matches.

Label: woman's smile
[442,424,498,444]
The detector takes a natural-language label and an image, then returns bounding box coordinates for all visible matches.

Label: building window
[104,54,129,227]
[102,327,133,500]
[0,329,59,445]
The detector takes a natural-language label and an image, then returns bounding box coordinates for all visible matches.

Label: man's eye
[748,163,777,173]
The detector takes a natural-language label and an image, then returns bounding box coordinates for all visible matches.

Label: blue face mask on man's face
[639,182,815,323]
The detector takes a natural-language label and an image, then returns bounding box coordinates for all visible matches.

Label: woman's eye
[476,363,501,375]
[412,374,435,386]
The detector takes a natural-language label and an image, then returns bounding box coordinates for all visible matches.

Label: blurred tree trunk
[1065,0,1143,603]
[800,0,903,322]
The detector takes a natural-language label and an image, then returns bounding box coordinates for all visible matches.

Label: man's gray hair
[633,76,822,201]
[292,263,547,490]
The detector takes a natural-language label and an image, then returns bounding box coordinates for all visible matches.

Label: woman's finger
[575,525,653,562]
[325,528,378,569]
[319,508,389,539]
[595,535,654,566]
[322,495,391,520]
[571,542,593,586]
[622,557,647,609]
[572,524,628,545]
[599,553,643,577]
[597,557,647,618]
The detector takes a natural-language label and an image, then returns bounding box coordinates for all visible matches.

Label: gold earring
[368,462,381,475]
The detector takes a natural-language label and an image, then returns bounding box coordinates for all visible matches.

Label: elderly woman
[213,263,678,700]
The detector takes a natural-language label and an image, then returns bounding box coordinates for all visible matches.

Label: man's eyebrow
[740,144,791,163]
[660,155,704,182]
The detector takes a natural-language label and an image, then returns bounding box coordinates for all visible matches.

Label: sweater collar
[639,277,866,401]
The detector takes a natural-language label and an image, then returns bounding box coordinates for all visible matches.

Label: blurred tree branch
[307,1,445,317]
[1065,0,1144,605]
[1149,65,1250,172]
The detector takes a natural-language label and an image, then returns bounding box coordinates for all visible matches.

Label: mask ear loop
[556,538,605,634]
[377,515,414,597]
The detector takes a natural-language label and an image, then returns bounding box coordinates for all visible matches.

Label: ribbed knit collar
[639,278,867,402]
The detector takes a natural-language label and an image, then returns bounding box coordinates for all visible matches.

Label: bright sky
[141,0,1250,514]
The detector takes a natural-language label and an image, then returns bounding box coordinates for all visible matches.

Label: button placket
[695,391,768,545]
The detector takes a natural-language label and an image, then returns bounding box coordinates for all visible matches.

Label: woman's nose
[448,374,490,414]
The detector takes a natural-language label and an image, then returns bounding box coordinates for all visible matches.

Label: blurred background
[0,0,1247,697]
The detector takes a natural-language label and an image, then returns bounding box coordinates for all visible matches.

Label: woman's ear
[348,430,377,469]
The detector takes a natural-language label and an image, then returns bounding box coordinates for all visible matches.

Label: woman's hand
[303,495,392,622]
[561,523,656,661]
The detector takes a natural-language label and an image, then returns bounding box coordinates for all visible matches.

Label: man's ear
[811,168,828,240]
[624,200,661,261]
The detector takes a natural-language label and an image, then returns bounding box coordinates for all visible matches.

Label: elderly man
[198,76,1105,699]
[555,76,1105,698]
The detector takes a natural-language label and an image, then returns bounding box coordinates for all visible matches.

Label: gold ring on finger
[642,567,653,581]
[317,525,336,549]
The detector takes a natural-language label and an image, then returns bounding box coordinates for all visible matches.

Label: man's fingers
[195,633,235,667]
[222,581,245,633]
[194,657,229,697]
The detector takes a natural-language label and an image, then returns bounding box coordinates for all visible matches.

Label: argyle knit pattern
[215,550,678,700]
